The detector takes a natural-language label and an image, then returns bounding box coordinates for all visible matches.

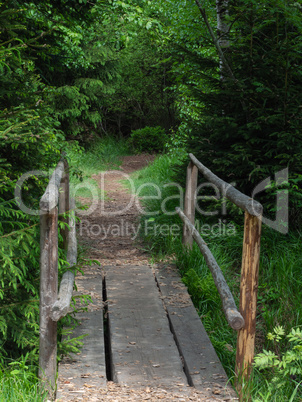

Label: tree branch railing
[177,153,262,390]
[39,155,77,395]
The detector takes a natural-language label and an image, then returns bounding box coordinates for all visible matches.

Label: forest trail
[55,155,237,402]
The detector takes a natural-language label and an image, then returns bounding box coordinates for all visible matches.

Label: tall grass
[67,136,130,175]
[0,364,47,401]
[66,136,130,200]
[131,153,302,400]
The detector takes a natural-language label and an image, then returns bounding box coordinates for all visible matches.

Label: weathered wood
[183,161,198,247]
[155,264,237,399]
[51,271,74,322]
[176,207,244,330]
[189,153,263,217]
[58,159,70,250]
[40,161,65,212]
[235,212,262,388]
[39,207,58,395]
[66,198,77,265]
[51,198,77,322]
[106,265,188,390]
[56,273,107,399]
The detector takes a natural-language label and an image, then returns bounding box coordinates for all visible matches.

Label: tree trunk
[216,0,230,80]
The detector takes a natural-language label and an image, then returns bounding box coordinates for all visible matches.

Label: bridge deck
[56,264,237,401]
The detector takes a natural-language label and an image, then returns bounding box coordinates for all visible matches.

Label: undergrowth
[0,357,46,401]
[132,153,302,401]
[67,136,130,200]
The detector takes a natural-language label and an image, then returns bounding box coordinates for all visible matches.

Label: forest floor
[56,154,237,402]
[78,154,155,266]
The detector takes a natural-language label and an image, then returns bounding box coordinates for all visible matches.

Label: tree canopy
[0,0,302,364]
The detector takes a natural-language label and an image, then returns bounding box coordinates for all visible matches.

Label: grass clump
[132,153,302,400]
[66,136,130,200]
[0,359,47,401]
[68,136,130,176]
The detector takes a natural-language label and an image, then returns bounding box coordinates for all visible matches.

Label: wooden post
[235,212,262,398]
[183,161,198,247]
[39,207,58,396]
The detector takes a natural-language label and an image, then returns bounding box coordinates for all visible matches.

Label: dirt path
[77,154,154,267]
[56,155,237,402]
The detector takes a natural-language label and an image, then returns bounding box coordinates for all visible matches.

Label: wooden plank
[105,265,188,392]
[183,161,198,247]
[155,264,237,399]
[56,274,106,400]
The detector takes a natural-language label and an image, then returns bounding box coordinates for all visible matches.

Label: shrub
[254,326,302,400]
[128,126,168,153]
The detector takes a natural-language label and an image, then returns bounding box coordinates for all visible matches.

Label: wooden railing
[176,153,262,392]
[39,155,77,395]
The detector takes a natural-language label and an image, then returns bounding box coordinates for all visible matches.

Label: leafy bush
[254,326,302,400]
[128,126,168,153]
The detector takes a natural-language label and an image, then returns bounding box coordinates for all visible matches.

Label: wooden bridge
[38,154,262,400]
[55,262,236,401]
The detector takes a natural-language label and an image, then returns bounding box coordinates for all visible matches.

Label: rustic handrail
[189,153,263,217]
[181,153,262,395]
[40,160,65,212]
[39,156,76,396]
[176,207,244,330]
[51,198,77,322]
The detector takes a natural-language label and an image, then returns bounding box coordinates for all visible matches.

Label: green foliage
[128,126,168,153]
[0,197,74,364]
[67,137,130,199]
[0,3,64,202]
[102,27,177,136]
[0,357,46,401]
[165,127,188,159]
[131,153,302,389]
[254,326,302,400]
[155,0,302,226]
[0,199,40,362]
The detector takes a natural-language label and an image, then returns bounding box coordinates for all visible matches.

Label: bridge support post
[39,207,58,397]
[183,161,198,247]
[235,212,262,400]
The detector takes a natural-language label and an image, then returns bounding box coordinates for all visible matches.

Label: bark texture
[39,208,58,395]
[235,212,262,393]
[183,162,198,247]
[51,199,77,322]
